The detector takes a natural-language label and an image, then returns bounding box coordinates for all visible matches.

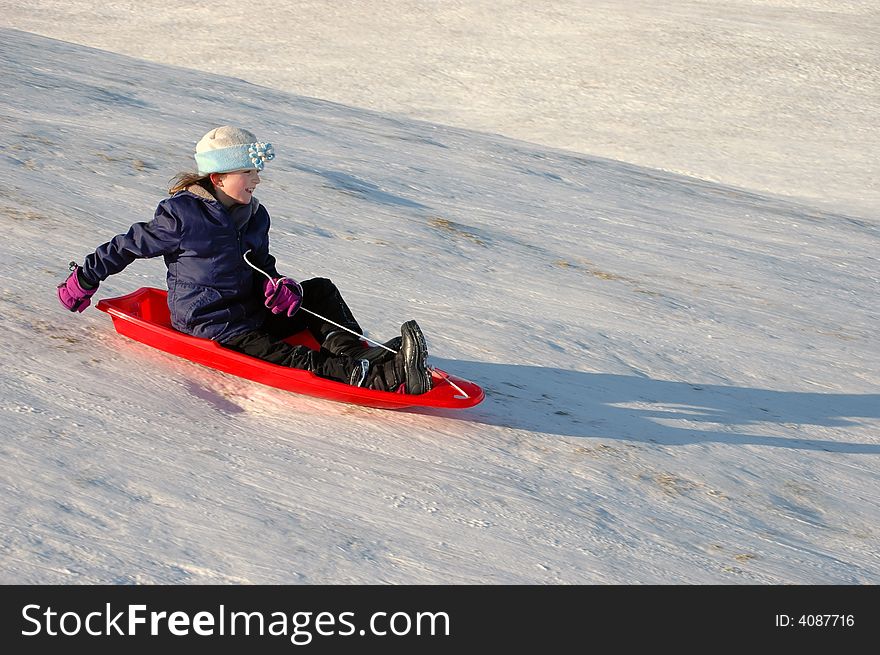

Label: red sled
[96,287,484,410]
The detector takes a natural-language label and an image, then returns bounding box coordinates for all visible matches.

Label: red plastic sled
[96,287,484,410]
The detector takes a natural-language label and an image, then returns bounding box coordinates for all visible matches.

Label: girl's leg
[266,277,363,344]
[267,277,399,365]
[220,321,432,394]
[219,329,358,383]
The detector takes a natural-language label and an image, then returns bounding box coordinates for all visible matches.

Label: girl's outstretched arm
[80,206,182,284]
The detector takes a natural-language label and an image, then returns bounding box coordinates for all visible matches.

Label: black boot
[322,330,401,367]
[363,320,432,394]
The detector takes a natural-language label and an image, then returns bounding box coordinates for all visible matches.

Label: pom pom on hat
[194,125,275,175]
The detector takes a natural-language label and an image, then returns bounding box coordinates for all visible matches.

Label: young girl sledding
[57,126,432,394]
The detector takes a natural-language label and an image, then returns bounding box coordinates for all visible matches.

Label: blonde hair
[168,171,215,195]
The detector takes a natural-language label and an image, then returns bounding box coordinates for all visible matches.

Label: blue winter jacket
[81,185,280,342]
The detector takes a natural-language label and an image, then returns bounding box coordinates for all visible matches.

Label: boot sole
[400,320,432,395]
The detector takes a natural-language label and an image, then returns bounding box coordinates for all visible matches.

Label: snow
[3,0,878,216]
[0,1,878,585]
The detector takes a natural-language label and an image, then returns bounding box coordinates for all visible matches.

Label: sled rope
[431,367,470,400]
[243,250,470,399]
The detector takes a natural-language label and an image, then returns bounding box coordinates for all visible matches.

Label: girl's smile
[212,169,261,208]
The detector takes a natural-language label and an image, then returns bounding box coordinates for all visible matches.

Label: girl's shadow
[424,359,880,453]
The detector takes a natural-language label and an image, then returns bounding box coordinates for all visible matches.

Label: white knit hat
[194,126,275,175]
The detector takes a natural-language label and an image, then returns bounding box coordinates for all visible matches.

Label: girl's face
[214,169,261,206]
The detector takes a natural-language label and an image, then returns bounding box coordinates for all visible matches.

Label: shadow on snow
[421,359,880,454]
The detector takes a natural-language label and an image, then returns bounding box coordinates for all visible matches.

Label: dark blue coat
[82,187,280,342]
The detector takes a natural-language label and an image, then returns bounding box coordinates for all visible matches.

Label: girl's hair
[168,172,215,195]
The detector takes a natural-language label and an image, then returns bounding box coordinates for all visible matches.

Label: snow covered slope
[1,29,878,584]
[4,0,878,216]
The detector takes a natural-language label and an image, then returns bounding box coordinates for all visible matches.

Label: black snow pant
[218,277,364,383]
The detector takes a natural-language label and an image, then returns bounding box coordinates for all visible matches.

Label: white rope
[431,367,470,400]
[242,250,470,399]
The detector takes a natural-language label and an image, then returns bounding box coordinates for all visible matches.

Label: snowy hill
[5,0,878,216]
[1,28,878,584]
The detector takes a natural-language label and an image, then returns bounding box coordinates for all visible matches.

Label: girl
[56,126,432,394]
